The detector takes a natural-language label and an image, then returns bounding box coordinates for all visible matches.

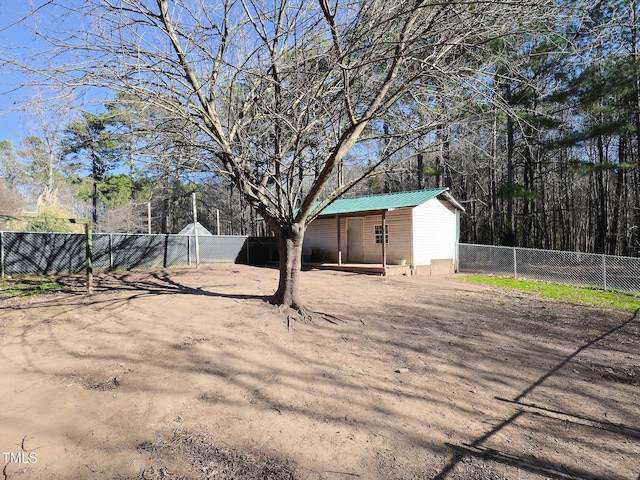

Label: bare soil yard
[0,265,638,479]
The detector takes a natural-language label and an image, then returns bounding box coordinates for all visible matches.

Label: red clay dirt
[0,265,638,479]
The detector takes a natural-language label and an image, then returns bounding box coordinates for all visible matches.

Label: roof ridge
[309,187,459,217]
[339,187,448,201]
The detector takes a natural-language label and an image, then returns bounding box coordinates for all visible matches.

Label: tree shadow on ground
[433,307,640,480]
[2,268,639,479]
[48,268,273,303]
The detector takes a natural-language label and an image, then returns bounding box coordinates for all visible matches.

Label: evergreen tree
[62,111,123,226]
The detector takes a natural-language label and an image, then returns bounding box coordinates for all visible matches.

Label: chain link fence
[459,243,640,294]
[0,231,250,277]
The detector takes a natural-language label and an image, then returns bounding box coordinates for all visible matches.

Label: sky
[0,1,91,149]
[0,1,43,147]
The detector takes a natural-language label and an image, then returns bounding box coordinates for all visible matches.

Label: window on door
[375,224,389,244]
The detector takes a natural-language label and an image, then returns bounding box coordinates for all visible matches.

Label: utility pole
[147,201,152,234]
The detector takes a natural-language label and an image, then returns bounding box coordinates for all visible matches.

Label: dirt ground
[0,265,638,480]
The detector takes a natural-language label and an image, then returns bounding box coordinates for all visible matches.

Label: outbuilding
[302,188,464,276]
[177,221,213,236]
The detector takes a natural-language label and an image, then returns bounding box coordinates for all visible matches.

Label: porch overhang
[330,209,390,274]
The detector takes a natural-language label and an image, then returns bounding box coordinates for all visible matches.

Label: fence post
[109,233,114,271]
[163,235,169,268]
[85,222,93,295]
[513,247,517,280]
[602,254,607,290]
[192,192,200,269]
[187,235,191,266]
[0,231,4,278]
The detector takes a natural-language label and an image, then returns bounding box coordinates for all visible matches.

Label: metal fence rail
[459,243,640,294]
[0,231,249,277]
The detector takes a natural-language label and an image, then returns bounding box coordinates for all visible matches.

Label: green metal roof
[311,188,453,216]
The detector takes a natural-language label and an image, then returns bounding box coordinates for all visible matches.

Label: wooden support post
[381,211,387,275]
[67,217,93,294]
[337,215,342,265]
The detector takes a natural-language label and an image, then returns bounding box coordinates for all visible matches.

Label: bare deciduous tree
[22,91,76,195]
[4,0,566,312]
[0,180,24,217]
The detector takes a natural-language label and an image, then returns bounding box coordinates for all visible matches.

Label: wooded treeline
[374,0,640,256]
[0,1,639,257]
[0,94,263,236]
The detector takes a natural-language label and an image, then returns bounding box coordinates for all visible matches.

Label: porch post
[337,215,342,265]
[381,211,387,273]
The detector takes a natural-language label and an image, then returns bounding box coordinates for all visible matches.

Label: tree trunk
[609,136,625,255]
[503,109,516,246]
[92,152,98,227]
[595,134,607,253]
[270,222,305,311]
[129,130,136,202]
[632,0,640,255]
[92,180,98,226]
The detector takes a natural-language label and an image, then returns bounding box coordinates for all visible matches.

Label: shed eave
[437,191,465,212]
[315,208,390,219]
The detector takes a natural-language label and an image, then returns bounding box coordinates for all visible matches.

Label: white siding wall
[303,218,338,261]
[412,199,457,265]
[362,209,412,264]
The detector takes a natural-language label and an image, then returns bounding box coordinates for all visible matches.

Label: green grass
[0,278,63,299]
[462,275,640,312]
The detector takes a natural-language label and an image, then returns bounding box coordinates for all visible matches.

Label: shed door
[347,218,364,263]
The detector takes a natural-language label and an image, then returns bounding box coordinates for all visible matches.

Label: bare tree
[4,0,568,312]
[22,91,76,196]
[0,180,24,217]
